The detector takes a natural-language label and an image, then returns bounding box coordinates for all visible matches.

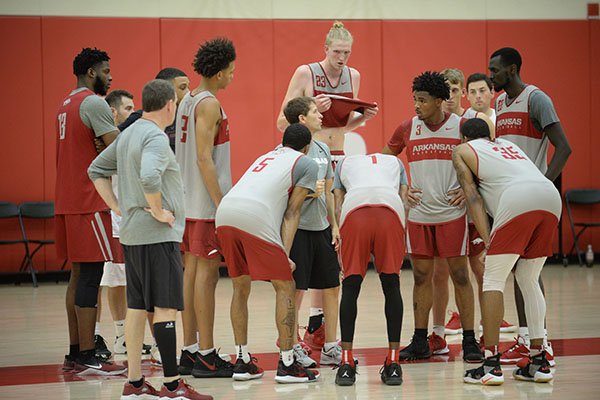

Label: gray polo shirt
[88,118,185,246]
[298,140,334,231]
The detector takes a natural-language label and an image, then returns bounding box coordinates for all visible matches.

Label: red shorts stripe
[55,211,120,263]
[181,219,220,259]
[406,215,468,258]
[216,226,292,281]
[339,206,405,278]
[488,210,558,258]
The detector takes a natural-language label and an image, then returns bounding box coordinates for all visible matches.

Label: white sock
[236,344,250,363]
[518,327,529,344]
[95,322,101,336]
[281,349,294,367]
[323,341,337,352]
[543,329,549,346]
[199,347,215,356]
[433,325,445,338]
[183,343,199,354]
[309,307,324,317]
[114,320,125,337]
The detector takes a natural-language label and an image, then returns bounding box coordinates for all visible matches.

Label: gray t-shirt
[299,140,334,231]
[528,90,560,132]
[73,87,117,137]
[88,118,185,246]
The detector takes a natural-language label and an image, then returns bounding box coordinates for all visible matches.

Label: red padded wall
[0,16,597,271]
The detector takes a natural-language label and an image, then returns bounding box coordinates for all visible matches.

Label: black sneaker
[232,355,264,381]
[463,336,484,363]
[74,354,127,376]
[380,359,403,385]
[275,359,320,383]
[464,354,504,385]
[399,335,431,360]
[63,354,76,371]
[513,351,553,383]
[191,349,234,378]
[178,350,198,375]
[141,343,152,355]
[335,363,356,386]
[94,335,112,361]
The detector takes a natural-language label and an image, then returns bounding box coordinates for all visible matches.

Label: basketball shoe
[320,343,342,365]
[293,344,317,368]
[303,324,325,352]
[232,355,264,381]
[95,334,112,361]
[158,379,213,400]
[445,311,463,335]
[464,354,504,385]
[113,335,152,355]
[275,360,320,383]
[277,335,312,355]
[380,358,403,386]
[399,335,431,360]
[463,336,484,363]
[75,354,127,376]
[500,336,529,365]
[191,349,234,378]
[121,377,160,399]
[335,362,356,386]
[513,351,553,383]
[178,350,198,375]
[428,332,449,355]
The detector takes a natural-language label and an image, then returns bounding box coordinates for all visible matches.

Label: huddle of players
[56,22,570,400]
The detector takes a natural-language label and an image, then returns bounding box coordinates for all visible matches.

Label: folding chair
[564,189,600,266]
[0,201,35,285]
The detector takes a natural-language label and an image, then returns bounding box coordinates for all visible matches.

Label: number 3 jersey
[466,137,561,231]
[216,147,318,248]
[175,90,231,220]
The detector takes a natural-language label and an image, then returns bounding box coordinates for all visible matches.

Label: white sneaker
[320,344,342,365]
[114,335,127,354]
[150,344,162,367]
[293,344,317,368]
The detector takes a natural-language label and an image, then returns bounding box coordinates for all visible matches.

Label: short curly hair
[192,37,236,78]
[412,71,450,100]
[73,47,110,77]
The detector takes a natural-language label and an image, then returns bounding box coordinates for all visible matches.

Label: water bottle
[585,244,594,267]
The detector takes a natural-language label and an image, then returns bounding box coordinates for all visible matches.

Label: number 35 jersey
[175,90,231,220]
[216,147,318,248]
[466,137,561,230]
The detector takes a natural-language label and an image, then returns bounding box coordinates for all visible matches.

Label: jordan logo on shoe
[342,371,349,378]
[391,371,398,377]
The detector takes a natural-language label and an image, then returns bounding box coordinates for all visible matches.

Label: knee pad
[379,273,400,291]
[75,262,104,308]
[482,254,518,293]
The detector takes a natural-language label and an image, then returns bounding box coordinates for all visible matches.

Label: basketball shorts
[100,261,126,287]
[181,219,220,259]
[406,215,468,259]
[290,227,340,290]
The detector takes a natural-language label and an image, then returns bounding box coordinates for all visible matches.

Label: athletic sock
[342,349,355,367]
[114,320,125,338]
[154,321,178,378]
[280,349,294,367]
[164,379,179,392]
[130,378,144,388]
[236,344,250,363]
[69,344,80,358]
[95,322,101,336]
[543,329,549,347]
[463,330,475,340]
[415,328,428,340]
[182,343,199,354]
[433,325,445,338]
[198,347,215,356]
[387,348,399,364]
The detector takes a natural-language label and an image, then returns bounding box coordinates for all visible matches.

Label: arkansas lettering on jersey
[308,62,354,128]
[55,88,108,214]
[175,90,232,220]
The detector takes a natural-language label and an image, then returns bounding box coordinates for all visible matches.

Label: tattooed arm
[452,144,490,247]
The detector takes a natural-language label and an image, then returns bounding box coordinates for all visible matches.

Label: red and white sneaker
[232,356,264,381]
[303,324,325,352]
[545,342,556,367]
[121,377,160,399]
[428,332,450,355]
[445,311,463,335]
[499,320,517,333]
[500,337,529,365]
[159,379,213,400]
[75,356,127,376]
[275,360,320,384]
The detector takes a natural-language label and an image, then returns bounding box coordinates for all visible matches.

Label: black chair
[564,189,600,266]
[0,201,36,285]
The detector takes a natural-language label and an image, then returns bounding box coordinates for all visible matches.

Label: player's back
[466,137,560,225]
[336,153,406,226]
[216,146,308,247]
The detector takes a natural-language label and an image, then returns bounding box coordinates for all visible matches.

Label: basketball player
[282,97,341,367]
[382,71,483,363]
[464,73,496,122]
[119,68,190,152]
[56,47,125,375]
[216,123,320,383]
[276,20,378,348]
[489,47,571,365]
[441,68,466,116]
[333,153,408,386]
[89,79,212,399]
[175,38,236,378]
[456,118,558,385]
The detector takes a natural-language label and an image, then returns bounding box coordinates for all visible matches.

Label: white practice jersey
[463,108,496,125]
[175,90,231,220]
[466,137,561,231]
[333,154,407,228]
[216,147,318,248]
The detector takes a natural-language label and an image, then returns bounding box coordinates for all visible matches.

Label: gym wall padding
[0,17,598,271]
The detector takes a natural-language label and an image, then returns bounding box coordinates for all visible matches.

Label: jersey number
[58,113,67,140]
[252,157,275,173]
[180,115,189,143]
[315,76,326,88]
[492,145,526,160]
